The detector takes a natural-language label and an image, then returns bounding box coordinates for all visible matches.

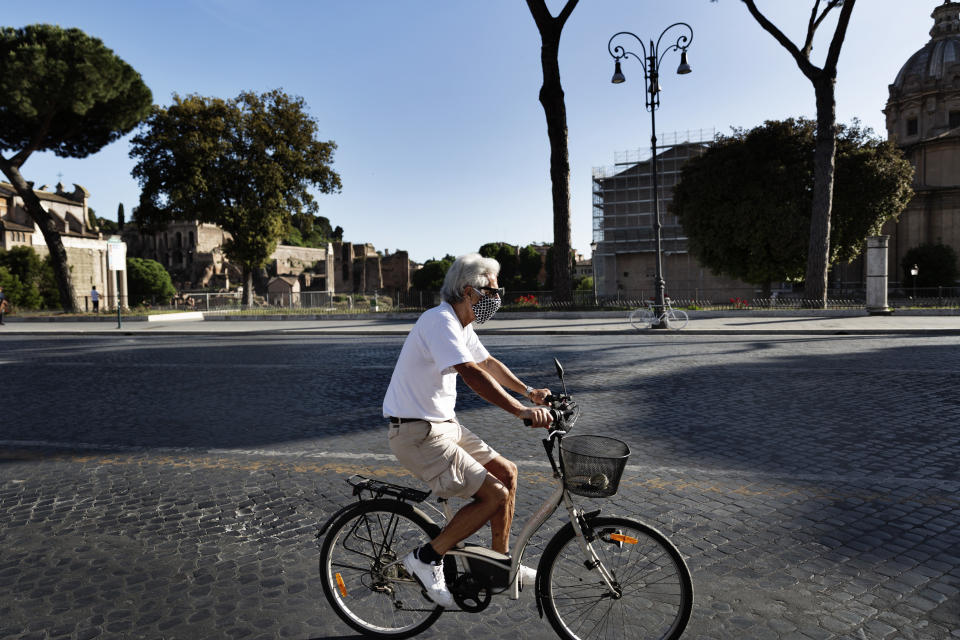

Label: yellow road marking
[1,448,957,508]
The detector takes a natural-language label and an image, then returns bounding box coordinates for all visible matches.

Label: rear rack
[346,474,431,503]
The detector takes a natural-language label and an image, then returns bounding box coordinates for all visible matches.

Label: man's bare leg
[429,474,507,555]
[482,456,517,553]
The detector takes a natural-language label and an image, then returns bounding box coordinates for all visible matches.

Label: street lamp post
[910,264,919,300]
[608,23,693,328]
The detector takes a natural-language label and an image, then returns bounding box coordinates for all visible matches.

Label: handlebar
[523,393,579,433]
[517,360,579,478]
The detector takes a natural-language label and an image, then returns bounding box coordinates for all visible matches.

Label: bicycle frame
[440,466,619,602]
[441,482,562,600]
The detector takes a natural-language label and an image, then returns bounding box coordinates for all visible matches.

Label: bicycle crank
[451,573,493,612]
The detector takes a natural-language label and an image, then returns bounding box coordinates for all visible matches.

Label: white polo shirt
[382,302,490,422]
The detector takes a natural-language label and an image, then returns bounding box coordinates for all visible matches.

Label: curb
[4,327,960,337]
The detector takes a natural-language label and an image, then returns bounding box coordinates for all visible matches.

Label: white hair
[441,253,500,303]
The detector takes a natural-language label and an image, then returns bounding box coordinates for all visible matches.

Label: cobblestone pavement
[1,334,958,639]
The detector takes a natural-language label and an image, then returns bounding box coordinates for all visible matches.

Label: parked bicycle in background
[629,297,689,331]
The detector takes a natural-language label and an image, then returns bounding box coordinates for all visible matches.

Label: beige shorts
[387,419,499,499]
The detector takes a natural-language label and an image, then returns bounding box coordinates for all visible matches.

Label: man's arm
[454,361,551,427]
[477,356,551,405]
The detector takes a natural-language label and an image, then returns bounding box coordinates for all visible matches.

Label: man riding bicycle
[382,253,552,607]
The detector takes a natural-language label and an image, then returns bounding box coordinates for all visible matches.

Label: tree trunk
[805,76,838,307]
[0,159,77,311]
[527,0,577,302]
[243,266,254,307]
[538,42,572,301]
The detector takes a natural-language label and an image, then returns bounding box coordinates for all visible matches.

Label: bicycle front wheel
[628,308,655,331]
[666,309,688,330]
[319,500,446,638]
[537,516,693,640]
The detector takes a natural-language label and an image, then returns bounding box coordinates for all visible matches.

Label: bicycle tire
[537,516,693,640]
[628,308,656,331]
[666,309,688,330]
[319,499,449,638]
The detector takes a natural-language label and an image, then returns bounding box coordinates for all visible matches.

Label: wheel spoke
[320,504,441,637]
[540,517,692,640]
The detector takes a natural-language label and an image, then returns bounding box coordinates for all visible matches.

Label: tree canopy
[479,243,520,286]
[478,243,546,291]
[517,245,545,290]
[0,24,152,311]
[901,244,959,289]
[130,90,341,304]
[284,212,343,248]
[411,255,455,291]
[126,257,177,306]
[672,119,914,295]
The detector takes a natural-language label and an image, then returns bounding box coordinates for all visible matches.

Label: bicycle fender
[316,502,359,538]
[316,498,443,539]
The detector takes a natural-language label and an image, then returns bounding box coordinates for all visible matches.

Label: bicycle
[628,297,689,331]
[317,359,693,640]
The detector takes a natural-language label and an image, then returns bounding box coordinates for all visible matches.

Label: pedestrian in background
[0,285,7,324]
[91,286,100,313]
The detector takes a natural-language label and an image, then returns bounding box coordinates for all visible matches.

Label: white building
[0,181,128,310]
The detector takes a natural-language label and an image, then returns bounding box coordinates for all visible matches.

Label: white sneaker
[402,551,455,608]
[518,563,537,587]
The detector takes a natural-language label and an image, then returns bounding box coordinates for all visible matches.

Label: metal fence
[63,285,960,315]
[180,291,398,315]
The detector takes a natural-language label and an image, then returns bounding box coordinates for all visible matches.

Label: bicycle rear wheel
[319,500,447,638]
[537,516,693,640]
[628,308,655,330]
[666,309,688,330]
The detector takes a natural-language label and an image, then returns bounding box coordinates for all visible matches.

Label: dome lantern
[931,1,960,40]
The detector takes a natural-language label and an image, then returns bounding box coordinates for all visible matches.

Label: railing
[186,291,398,315]
[50,285,960,315]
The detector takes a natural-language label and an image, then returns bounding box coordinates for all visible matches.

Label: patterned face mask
[471,289,502,325]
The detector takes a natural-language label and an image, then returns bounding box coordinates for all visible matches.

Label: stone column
[866,235,892,315]
[325,242,335,293]
[119,263,129,310]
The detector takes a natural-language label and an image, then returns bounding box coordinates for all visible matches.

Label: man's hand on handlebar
[528,387,552,406]
[519,406,553,428]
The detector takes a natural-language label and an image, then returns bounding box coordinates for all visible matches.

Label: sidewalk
[3,309,960,335]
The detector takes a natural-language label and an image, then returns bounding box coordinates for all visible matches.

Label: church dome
[892,1,960,91]
[886,2,960,143]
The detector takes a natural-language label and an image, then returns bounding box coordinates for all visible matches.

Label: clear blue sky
[2,0,935,264]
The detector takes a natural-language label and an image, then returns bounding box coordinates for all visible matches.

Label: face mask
[471,289,501,325]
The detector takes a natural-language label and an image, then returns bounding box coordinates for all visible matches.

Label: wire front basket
[559,435,630,498]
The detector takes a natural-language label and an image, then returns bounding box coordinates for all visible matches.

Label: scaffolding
[592,128,714,296]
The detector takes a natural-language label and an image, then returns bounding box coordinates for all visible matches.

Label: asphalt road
[1,334,958,639]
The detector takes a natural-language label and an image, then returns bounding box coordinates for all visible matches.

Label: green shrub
[127,257,177,305]
[0,246,57,309]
